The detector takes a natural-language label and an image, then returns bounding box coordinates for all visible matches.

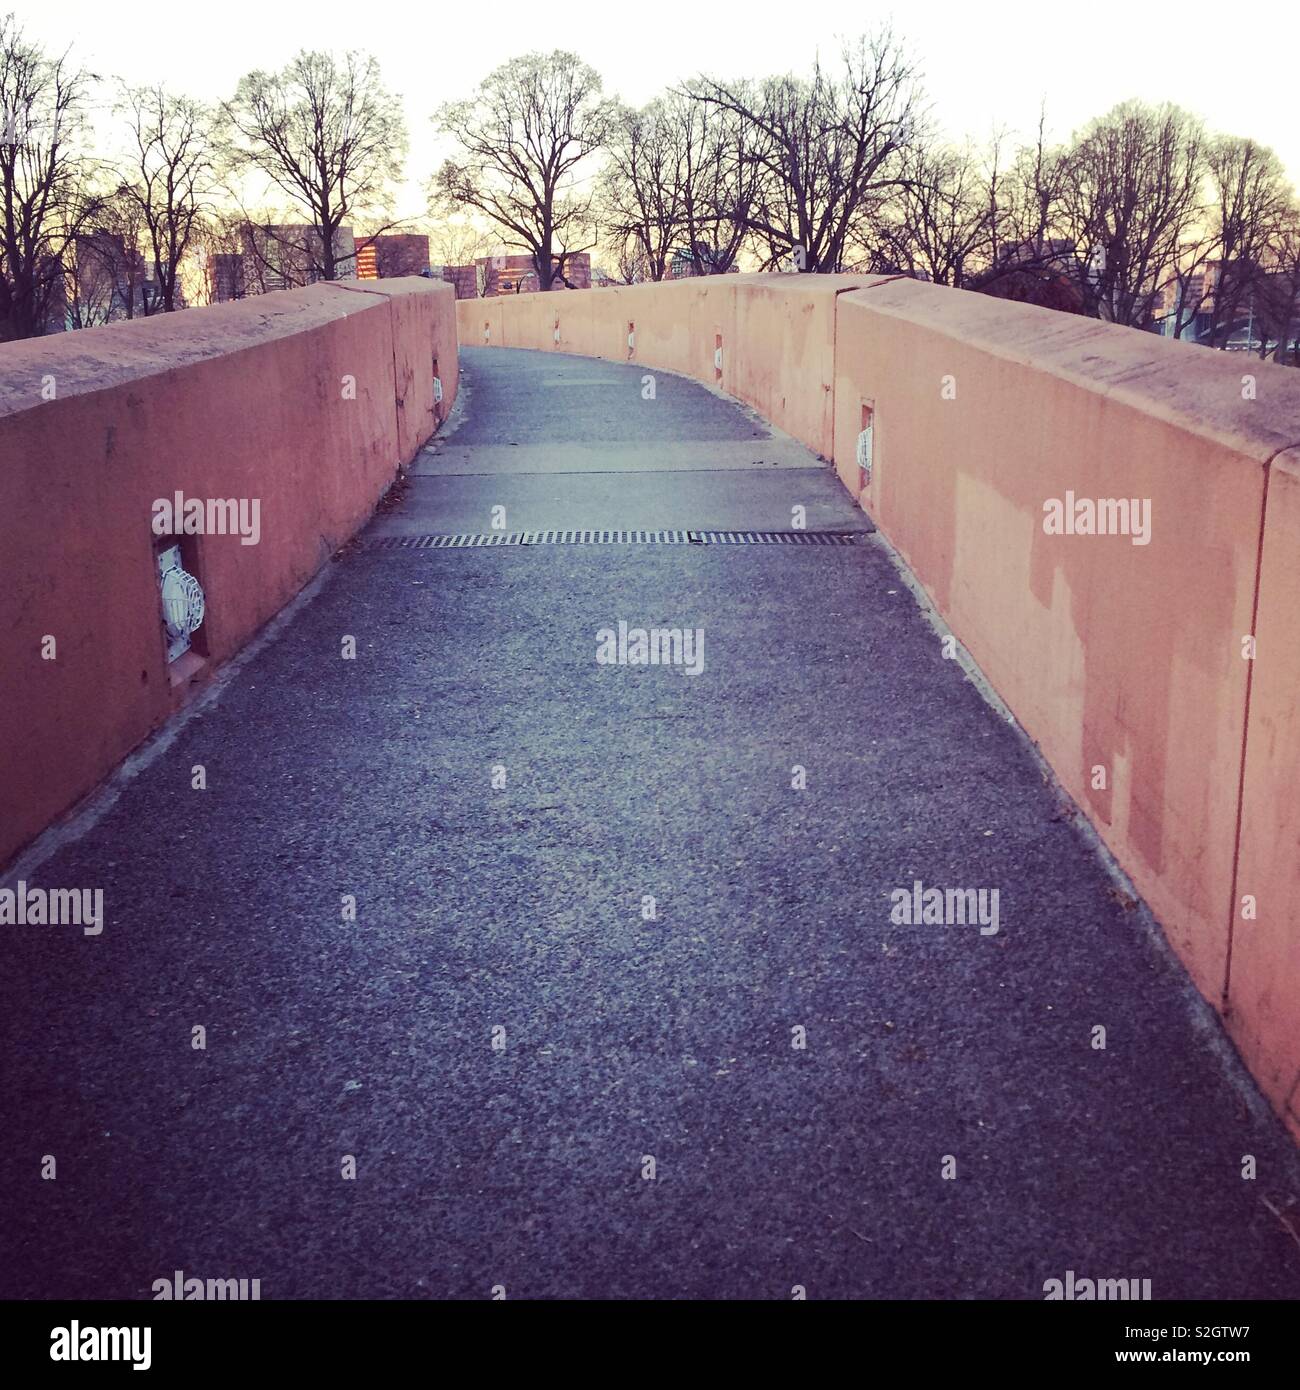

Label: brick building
[356,234,431,280]
[437,263,478,299]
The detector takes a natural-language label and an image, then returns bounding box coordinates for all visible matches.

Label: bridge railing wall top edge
[0,278,453,415]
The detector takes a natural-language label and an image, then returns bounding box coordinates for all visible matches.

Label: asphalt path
[3,347,1297,1300]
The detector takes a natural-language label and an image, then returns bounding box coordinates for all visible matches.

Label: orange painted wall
[458,298,504,347]
[457,274,882,457]
[831,281,1299,1011]
[337,278,460,453]
[329,278,460,461]
[592,279,738,388]
[1232,446,1300,1139]
[728,273,882,457]
[467,279,737,389]
[457,273,1300,1140]
[0,277,457,867]
[833,282,1300,1140]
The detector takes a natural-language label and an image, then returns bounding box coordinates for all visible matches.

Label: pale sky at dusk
[15,0,1300,225]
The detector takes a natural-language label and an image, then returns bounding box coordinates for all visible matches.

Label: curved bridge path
[4,347,1298,1300]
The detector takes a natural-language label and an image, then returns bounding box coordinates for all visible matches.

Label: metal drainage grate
[364,529,866,550]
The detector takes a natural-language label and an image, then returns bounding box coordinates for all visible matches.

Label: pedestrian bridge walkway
[3,342,1297,1299]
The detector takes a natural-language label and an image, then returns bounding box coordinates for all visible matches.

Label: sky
[13,0,1300,230]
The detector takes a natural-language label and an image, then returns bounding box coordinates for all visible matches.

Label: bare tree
[673,83,760,275]
[859,141,989,285]
[599,85,758,280]
[610,238,652,284]
[434,51,615,290]
[1203,136,1292,348]
[223,50,406,282]
[600,98,683,281]
[0,13,97,339]
[942,116,1089,314]
[692,31,922,273]
[118,84,214,313]
[985,111,1072,270]
[424,220,494,297]
[426,220,492,271]
[1059,101,1206,327]
[1257,206,1300,365]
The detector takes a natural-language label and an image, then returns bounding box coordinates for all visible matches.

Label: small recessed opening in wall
[553,318,561,344]
[155,532,208,684]
[714,333,723,380]
[432,356,442,417]
[627,321,635,357]
[857,400,876,489]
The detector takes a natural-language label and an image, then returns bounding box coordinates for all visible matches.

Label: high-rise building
[204,224,357,303]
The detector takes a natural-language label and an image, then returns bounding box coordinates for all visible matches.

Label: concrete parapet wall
[1234,446,1300,1136]
[833,282,1275,1009]
[0,277,457,867]
[337,277,460,458]
[465,274,1300,1140]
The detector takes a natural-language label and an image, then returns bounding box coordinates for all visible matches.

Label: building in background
[57,232,184,329]
[663,246,746,280]
[204,224,357,303]
[437,263,479,299]
[205,252,247,304]
[1152,260,1299,357]
[1153,266,1215,341]
[360,234,431,279]
[484,253,537,295]
[440,251,591,299]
